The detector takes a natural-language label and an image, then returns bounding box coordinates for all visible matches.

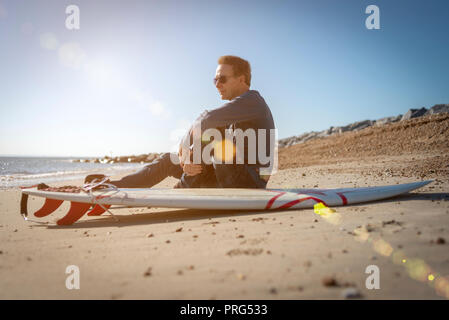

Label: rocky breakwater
[278,104,449,148]
[72,153,161,164]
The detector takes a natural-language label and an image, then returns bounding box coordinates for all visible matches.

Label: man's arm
[178,126,203,176]
[197,91,263,131]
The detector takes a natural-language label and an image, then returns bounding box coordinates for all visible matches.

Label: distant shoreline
[0,157,142,188]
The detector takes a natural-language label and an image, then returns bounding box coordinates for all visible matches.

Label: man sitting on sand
[88,55,276,189]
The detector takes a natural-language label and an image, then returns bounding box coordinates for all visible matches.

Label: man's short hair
[218,55,251,87]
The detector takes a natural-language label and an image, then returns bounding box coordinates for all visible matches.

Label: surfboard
[20,180,432,225]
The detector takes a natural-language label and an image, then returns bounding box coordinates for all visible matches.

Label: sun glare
[84,61,120,88]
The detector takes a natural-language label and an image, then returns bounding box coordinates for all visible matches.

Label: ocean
[0,156,143,188]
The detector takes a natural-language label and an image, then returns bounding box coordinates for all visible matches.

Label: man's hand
[183,163,203,176]
[178,125,203,176]
[179,146,202,176]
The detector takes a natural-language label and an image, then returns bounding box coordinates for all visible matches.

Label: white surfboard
[20,180,432,225]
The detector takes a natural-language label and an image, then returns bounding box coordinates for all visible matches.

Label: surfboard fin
[20,193,29,218]
[57,202,92,225]
[87,204,111,216]
[34,198,64,217]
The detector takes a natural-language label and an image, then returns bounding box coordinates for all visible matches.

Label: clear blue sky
[1,0,448,157]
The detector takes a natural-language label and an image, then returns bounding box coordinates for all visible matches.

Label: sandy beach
[1,114,448,300]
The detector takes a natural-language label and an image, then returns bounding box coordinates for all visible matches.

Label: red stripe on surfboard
[336,192,348,205]
[34,198,64,217]
[265,192,287,209]
[57,202,91,225]
[87,204,111,216]
[95,195,112,200]
[278,196,328,209]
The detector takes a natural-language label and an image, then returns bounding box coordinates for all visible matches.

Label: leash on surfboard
[83,177,121,222]
[19,176,124,225]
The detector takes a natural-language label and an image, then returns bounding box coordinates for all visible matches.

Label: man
[90,55,276,189]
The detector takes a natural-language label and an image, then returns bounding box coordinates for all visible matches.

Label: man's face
[214,64,244,100]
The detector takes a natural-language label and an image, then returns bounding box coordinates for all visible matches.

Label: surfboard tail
[56,202,92,225]
[34,198,64,217]
[20,189,98,225]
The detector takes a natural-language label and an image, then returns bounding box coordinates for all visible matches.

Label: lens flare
[314,202,341,225]
[392,251,407,265]
[314,202,335,215]
[434,277,449,299]
[40,32,58,50]
[310,201,446,299]
[406,259,430,282]
[372,238,393,257]
[58,42,86,69]
[213,138,236,163]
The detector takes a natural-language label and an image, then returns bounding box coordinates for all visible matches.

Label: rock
[128,154,148,163]
[382,219,402,227]
[425,104,449,116]
[316,130,330,138]
[115,156,127,163]
[145,153,159,162]
[341,287,362,299]
[335,120,373,134]
[322,276,339,287]
[278,104,445,149]
[302,132,319,143]
[359,224,375,232]
[93,153,161,164]
[375,115,402,126]
[347,120,373,132]
[401,107,427,121]
[143,267,152,277]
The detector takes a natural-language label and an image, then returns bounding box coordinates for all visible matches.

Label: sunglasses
[213,75,234,85]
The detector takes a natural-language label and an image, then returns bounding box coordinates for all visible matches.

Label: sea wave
[0,164,141,188]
